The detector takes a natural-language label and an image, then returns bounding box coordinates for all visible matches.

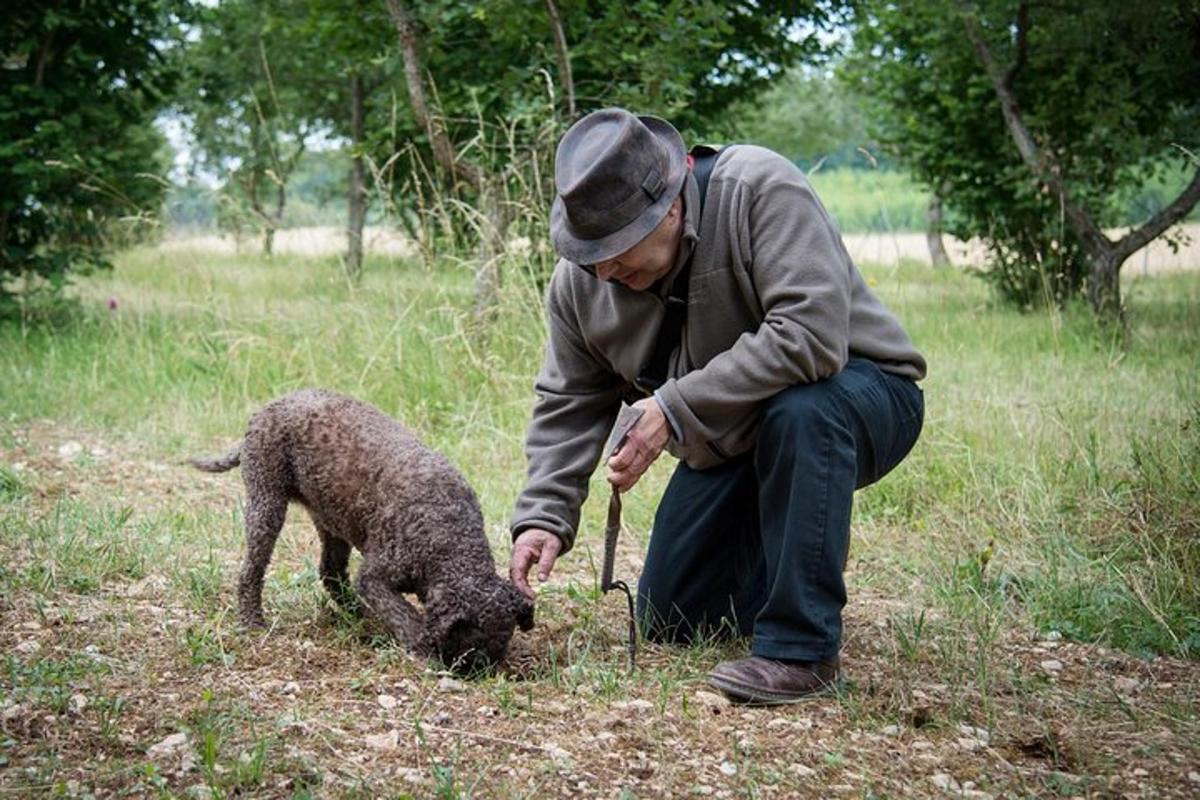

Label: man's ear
[510,584,534,632]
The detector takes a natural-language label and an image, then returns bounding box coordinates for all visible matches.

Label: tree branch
[1112,167,1200,263]
[958,1,1111,258]
[1003,1,1029,90]
[543,0,576,118]
[384,0,481,188]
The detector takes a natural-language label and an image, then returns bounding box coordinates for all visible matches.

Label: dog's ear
[509,584,535,632]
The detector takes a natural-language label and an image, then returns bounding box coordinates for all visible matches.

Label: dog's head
[425,579,534,674]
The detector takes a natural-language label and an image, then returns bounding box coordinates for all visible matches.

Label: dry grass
[159,222,1200,276]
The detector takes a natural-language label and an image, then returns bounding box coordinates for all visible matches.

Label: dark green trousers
[637,358,924,660]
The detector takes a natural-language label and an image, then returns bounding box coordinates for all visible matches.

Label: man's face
[591,196,683,291]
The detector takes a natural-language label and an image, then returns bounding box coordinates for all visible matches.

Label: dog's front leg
[355,561,434,656]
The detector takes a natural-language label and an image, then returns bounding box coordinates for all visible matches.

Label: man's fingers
[536,538,561,582]
[510,546,536,599]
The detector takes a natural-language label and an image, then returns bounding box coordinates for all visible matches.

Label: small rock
[931,773,960,791]
[69,694,89,714]
[718,761,737,777]
[958,723,990,743]
[693,786,715,796]
[436,677,466,694]
[881,724,902,736]
[767,718,792,730]
[476,705,497,717]
[790,764,816,778]
[147,732,189,760]
[396,767,423,783]
[15,640,40,654]
[1113,676,1140,694]
[1131,768,1149,777]
[694,691,728,711]
[957,737,984,752]
[376,693,398,710]
[58,441,84,459]
[365,729,399,750]
[620,698,655,714]
[281,681,300,695]
[1040,659,1064,673]
[430,711,451,725]
[20,621,42,631]
[545,744,572,764]
[1187,771,1200,784]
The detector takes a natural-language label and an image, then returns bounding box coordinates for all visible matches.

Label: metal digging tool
[603,403,645,670]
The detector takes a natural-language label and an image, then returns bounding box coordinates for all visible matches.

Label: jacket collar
[654,171,700,300]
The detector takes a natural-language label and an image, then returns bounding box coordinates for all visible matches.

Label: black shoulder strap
[633,145,722,397]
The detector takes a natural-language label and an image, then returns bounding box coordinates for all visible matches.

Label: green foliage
[808,168,931,232]
[173,0,844,255]
[845,0,1200,309]
[0,0,185,318]
[3,653,110,714]
[176,0,331,251]
[732,67,871,168]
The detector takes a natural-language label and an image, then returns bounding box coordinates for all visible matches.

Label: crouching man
[509,108,926,704]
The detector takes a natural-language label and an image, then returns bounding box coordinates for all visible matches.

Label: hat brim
[550,115,687,266]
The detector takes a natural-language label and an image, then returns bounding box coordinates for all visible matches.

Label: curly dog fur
[191,389,533,672]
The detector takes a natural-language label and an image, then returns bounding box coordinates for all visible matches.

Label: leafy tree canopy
[845,0,1200,309]
[1,0,187,316]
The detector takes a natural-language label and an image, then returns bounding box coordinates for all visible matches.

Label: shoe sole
[707,674,840,706]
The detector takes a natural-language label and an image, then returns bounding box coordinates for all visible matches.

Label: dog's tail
[189,442,242,473]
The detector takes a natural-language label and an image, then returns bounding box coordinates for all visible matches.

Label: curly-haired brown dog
[191,389,533,673]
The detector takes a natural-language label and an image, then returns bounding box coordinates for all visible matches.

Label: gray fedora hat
[550,108,686,265]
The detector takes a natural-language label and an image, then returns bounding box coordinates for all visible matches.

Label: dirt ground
[2,422,1198,798]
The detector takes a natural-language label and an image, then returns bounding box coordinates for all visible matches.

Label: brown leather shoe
[708,655,840,705]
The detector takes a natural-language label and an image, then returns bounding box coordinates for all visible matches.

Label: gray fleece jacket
[511,145,926,552]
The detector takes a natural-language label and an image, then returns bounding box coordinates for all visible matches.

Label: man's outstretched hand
[510,528,563,600]
[606,396,670,492]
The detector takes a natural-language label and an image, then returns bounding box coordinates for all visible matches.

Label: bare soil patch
[2,421,1198,798]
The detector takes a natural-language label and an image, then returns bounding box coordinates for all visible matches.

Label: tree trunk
[385,0,504,317]
[346,73,367,281]
[543,0,576,118]
[1086,251,1123,319]
[925,195,951,268]
[385,0,481,188]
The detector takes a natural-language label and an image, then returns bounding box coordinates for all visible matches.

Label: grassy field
[1,245,1198,798]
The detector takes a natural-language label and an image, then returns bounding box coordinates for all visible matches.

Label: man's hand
[607,396,670,492]
[510,528,563,600]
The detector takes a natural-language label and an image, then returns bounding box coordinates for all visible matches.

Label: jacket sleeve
[510,271,623,553]
[656,175,852,446]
